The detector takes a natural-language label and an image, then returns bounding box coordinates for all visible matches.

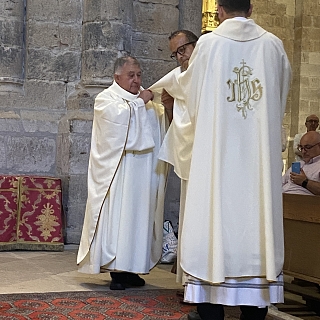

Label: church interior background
[0,0,319,243]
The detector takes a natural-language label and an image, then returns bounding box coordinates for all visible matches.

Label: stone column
[179,0,202,37]
[0,0,25,93]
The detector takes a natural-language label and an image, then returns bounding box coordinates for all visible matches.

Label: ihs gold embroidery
[227,60,263,119]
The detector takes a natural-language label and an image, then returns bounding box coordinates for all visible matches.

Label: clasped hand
[139,89,154,104]
[290,169,307,186]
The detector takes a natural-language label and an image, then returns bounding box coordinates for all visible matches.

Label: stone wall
[0,0,319,243]
[250,0,320,168]
[0,0,202,243]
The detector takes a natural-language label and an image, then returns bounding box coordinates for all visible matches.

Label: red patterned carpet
[0,289,199,320]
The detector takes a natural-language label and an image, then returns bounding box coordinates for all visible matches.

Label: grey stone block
[0,118,21,132]
[140,59,178,88]
[23,80,66,109]
[57,133,70,175]
[81,50,117,84]
[0,136,7,169]
[20,111,64,134]
[178,0,202,36]
[0,20,24,46]
[0,111,20,119]
[0,0,24,19]
[68,174,88,204]
[83,0,102,22]
[69,134,91,175]
[84,0,132,24]
[65,203,87,244]
[70,119,93,134]
[27,0,60,22]
[132,33,172,60]
[100,0,131,22]
[0,80,66,109]
[133,2,179,33]
[21,119,58,134]
[27,49,81,82]
[27,0,82,23]
[59,0,83,23]
[67,89,95,111]
[28,21,82,51]
[139,0,179,4]
[6,136,56,173]
[0,47,24,78]
[83,21,131,51]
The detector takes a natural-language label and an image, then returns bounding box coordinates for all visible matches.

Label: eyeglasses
[306,120,319,123]
[297,142,320,152]
[170,42,196,60]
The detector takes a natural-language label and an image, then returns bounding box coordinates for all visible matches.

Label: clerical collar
[111,80,140,101]
[232,17,247,21]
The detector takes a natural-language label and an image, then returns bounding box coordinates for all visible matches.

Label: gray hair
[168,30,198,43]
[114,56,141,75]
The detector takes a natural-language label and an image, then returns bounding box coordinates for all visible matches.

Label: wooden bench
[283,193,320,314]
[283,192,320,284]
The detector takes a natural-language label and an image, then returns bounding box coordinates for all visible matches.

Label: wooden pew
[283,193,320,284]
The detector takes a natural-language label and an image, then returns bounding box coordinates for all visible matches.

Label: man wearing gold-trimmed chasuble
[151,0,291,319]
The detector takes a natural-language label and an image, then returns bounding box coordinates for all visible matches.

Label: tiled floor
[0,245,301,319]
[0,245,181,294]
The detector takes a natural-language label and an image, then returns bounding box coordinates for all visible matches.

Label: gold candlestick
[202,0,219,33]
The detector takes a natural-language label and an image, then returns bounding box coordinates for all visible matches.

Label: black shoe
[109,272,145,289]
[110,272,127,290]
[125,273,145,286]
[110,279,126,290]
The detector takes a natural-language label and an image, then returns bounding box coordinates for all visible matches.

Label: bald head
[299,131,320,163]
[305,114,319,132]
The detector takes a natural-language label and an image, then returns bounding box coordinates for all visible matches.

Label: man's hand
[290,169,307,186]
[161,89,174,110]
[161,89,174,123]
[138,89,154,104]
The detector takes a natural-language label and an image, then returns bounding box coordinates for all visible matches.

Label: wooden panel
[283,193,320,283]
[283,219,320,282]
[283,193,320,224]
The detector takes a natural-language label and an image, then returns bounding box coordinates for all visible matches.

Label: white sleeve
[125,98,155,151]
[282,168,290,186]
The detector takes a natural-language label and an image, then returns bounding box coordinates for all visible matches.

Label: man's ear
[246,4,253,17]
[114,74,119,82]
[217,5,225,23]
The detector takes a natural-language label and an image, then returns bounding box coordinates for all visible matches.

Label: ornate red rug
[0,289,199,319]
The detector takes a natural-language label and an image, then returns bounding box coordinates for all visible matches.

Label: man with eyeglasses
[293,114,320,161]
[155,30,199,122]
[152,0,291,319]
[149,29,199,279]
[150,30,200,320]
[283,131,320,195]
[169,30,198,72]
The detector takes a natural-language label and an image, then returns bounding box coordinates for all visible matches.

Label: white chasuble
[77,81,167,274]
[150,67,193,181]
[160,18,291,289]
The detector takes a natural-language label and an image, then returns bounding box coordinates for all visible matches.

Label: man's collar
[304,154,320,164]
[110,81,140,101]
